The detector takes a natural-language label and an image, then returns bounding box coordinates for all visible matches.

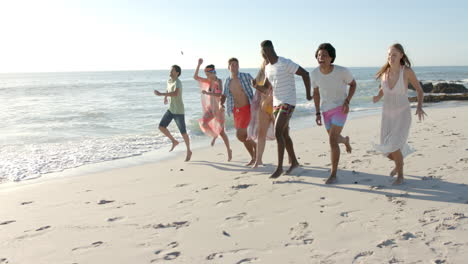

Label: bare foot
[211,137,217,147]
[344,136,352,153]
[252,161,263,168]
[392,177,404,185]
[245,159,255,166]
[285,162,300,175]
[184,150,192,162]
[227,149,232,162]
[170,141,180,152]
[269,168,284,179]
[390,168,397,177]
[325,175,337,184]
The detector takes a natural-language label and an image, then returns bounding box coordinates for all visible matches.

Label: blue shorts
[159,110,187,134]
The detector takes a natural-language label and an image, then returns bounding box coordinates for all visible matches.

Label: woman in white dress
[373,43,426,185]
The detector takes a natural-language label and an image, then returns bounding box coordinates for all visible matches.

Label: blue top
[223,72,255,116]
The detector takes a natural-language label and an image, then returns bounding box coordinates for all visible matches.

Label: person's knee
[329,134,339,146]
[159,126,166,131]
[236,130,247,142]
[275,128,283,139]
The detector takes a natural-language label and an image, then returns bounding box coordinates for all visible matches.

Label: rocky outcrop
[408,82,434,93]
[409,93,468,103]
[408,81,467,93]
[432,82,468,93]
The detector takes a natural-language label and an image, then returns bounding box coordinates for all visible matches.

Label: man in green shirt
[154,65,192,162]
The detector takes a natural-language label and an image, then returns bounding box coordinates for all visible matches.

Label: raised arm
[406,67,427,120]
[193,58,208,82]
[295,66,312,100]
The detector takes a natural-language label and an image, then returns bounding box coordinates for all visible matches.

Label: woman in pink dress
[373,43,426,185]
[194,58,232,161]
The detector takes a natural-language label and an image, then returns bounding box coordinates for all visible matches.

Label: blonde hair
[375,43,411,79]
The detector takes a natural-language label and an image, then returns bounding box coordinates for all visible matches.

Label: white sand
[1,104,468,264]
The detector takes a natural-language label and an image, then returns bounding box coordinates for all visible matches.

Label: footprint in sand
[352,251,373,263]
[72,241,103,251]
[36,226,51,231]
[175,183,189,188]
[153,221,189,230]
[215,200,231,206]
[376,239,396,248]
[206,249,251,261]
[394,230,417,240]
[152,251,181,262]
[232,184,257,190]
[0,220,16,226]
[0,258,9,264]
[226,212,247,221]
[20,201,34,205]
[98,200,114,205]
[236,258,258,264]
[107,216,124,222]
[285,222,314,246]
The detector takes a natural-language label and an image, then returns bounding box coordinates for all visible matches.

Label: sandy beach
[1,103,468,264]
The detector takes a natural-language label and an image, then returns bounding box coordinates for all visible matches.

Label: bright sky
[0,0,467,73]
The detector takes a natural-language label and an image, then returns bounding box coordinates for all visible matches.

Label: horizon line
[1,65,468,75]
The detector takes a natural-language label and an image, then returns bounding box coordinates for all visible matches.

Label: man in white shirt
[311,43,357,184]
[253,40,312,179]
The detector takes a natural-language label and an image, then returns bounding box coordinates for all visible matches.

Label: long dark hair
[375,43,411,79]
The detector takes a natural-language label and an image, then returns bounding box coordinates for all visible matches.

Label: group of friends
[154,41,427,185]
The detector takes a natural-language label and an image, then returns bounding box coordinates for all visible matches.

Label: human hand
[372,96,381,103]
[306,94,313,101]
[251,79,257,88]
[415,106,427,121]
[198,58,203,65]
[316,114,322,126]
[154,90,162,96]
[202,90,208,95]
[164,96,168,105]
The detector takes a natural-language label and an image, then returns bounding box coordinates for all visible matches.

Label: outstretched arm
[154,88,179,97]
[295,67,312,100]
[407,68,427,120]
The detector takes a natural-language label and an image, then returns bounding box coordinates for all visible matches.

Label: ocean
[1,66,467,183]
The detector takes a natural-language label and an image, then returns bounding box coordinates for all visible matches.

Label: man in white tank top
[253,40,313,179]
[311,43,357,184]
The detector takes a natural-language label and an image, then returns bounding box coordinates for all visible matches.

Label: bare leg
[284,125,299,175]
[219,130,232,161]
[270,113,292,179]
[181,133,192,162]
[159,126,179,152]
[325,125,345,184]
[391,150,404,185]
[253,110,271,168]
[387,153,397,176]
[211,137,217,146]
[237,128,256,166]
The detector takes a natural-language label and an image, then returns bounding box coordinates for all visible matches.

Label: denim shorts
[159,110,187,134]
